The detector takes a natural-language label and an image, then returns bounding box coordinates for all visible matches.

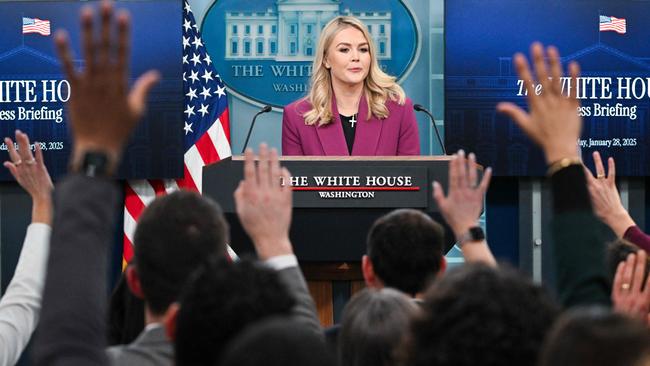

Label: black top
[340,114,357,154]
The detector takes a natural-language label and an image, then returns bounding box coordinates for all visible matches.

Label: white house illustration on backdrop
[225,0,392,61]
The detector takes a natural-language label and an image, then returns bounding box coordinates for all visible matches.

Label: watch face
[469,227,485,241]
[83,152,109,177]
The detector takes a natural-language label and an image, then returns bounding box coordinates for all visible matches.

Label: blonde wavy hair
[303,16,406,126]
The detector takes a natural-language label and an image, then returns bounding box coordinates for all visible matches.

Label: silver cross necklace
[349,114,357,128]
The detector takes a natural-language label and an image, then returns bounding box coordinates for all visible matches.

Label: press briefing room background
[3,0,650,314]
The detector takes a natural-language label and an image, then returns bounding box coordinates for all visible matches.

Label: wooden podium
[203,156,461,324]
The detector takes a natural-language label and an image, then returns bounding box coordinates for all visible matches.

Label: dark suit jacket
[34,175,117,366]
[550,165,610,307]
[282,95,421,156]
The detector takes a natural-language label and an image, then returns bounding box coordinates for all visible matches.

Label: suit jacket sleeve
[397,98,421,156]
[276,267,323,339]
[623,226,650,253]
[0,223,50,366]
[282,106,305,156]
[34,175,118,366]
[551,165,610,308]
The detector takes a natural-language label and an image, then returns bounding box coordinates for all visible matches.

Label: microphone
[241,105,272,154]
[413,104,446,155]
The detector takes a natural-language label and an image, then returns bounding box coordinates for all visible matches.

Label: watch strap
[458,226,485,246]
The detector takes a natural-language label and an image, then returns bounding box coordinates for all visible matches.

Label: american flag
[123,1,236,265]
[23,17,50,36]
[600,15,626,34]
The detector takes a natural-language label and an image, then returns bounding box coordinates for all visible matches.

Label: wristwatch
[458,226,485,246]
[81,151,110,177]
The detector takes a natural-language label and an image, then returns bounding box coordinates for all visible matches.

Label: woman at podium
[282,16,420,156]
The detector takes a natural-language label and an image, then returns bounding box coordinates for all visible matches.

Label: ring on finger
[14,159,22,166]
[25,158,36,165]
[622,283,631,290]
[597,173,606,179]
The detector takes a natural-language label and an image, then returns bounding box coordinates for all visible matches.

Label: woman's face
[324,26,371,89]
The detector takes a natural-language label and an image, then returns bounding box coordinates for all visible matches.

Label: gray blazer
[105,265,322,366]
[277,266,323,338]
[106,325,172,366]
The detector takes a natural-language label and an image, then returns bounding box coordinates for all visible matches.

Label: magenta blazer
[282,95,421,156]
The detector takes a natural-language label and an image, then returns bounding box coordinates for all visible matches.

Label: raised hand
[234,144,293,260]
[585,152,635,237]
[4,130,53,224]
[497,43,582,164]
[54,0,160,173]
[612,250,650,324]
[433,150,491,240]
[433,150,496,265]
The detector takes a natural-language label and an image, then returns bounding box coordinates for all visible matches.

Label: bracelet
[546,157,582,177]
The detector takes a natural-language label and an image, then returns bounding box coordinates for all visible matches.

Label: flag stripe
[220,109,231,142]
[600,15,626,34]
[149,180,168,196]
[184,145,206,192]
[124,182,150,221]
[22,17,50,36]
[123,208,138,244]
[209,116,232,161]
[195,129,220,165]
[123,234,134,265]
[122,1,233,265]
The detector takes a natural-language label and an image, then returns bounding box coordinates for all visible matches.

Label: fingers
[622,253,636,295]
[116,10,131,87]
[5,137,20,164]
[607,157,616,185]
[99,0,113,67]
[568,61,581,101]
[269,147,281,187]
[593,151,605,178]
[15,131,35,163]
[531,43,550,94]
[258,144,270,188]
[242,148,255,187]
[128,70,161,119]
[478,167,492,193]
[513,53,539,109]
[81,6,95,74]
[467,152,478,188]
[584,166,596,186]
[35,142,45,166]
[496,102,536,143]
[280,167,292,196]
[54,30,77,85]
[631,251,647,294]
[457,150,468,189]
[448,153,460,192]
[432,181,445,207]
[613,260,625,301]
[547,46,563,95]
[2,161,18,180]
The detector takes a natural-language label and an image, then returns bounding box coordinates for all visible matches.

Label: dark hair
[403,263,559,366]
[107,264,145,345]
[221,317,336,366]
[539,306,650,366]
[367,209,444,295]
[606,239,650,285]
[339,288,418,366]
[175,258,296,366]
[133,190,228,315]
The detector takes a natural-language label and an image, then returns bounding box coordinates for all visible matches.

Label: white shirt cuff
[264,254,298,271]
